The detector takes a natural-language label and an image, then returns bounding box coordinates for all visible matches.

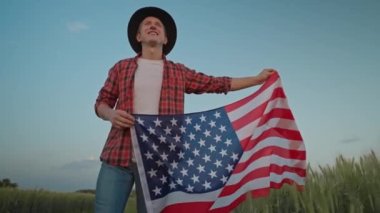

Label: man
[94,6,275,213]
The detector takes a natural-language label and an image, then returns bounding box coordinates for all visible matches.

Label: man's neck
[141,46,164,60]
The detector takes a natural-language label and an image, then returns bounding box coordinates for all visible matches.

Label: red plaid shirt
[95,55,231,167]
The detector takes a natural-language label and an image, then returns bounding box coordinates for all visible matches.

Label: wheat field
[1,151,379,213]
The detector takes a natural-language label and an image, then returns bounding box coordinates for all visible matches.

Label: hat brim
[128,7,177,55]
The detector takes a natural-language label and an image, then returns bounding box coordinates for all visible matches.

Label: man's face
[136,16,168,48]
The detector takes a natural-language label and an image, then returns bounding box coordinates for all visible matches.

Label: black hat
[128,7,177,55]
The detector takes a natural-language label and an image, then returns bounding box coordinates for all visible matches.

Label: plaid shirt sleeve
[94,62,120,116]
[178,63,232,94]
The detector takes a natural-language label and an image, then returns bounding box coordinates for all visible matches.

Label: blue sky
[1,0,379,192]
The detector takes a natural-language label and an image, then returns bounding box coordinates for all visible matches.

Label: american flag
[131,73,306,213]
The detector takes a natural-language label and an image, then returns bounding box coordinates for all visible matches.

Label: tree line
[0,178,18,188]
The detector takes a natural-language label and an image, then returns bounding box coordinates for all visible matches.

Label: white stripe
[227,79,281,122]
[228,155,305,185]
[252,118,299,139]
[151,188,222,212]
[211,172,304,210]
[231,98,290,141]
[240,137,305,163]
[234,119,259,141]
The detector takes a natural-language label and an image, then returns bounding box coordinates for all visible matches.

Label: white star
[153,186,161,196]
[214,111,221,119]
[224,138,232,146]
[179,125,186,133]
[164,126,172,135]
[160,175,167,184]
[200,114,206,122]
[214,160,222,168]
[136,117,144,125]
[169,143,176,152]
[202,181,211,190]
[226,164,234,172]
[214,134,222,143]
[208,145,216,152]
[194,123,201,131]
[209,120,216,128]
[219,149,227,157]
[203,129,211,137]
[202,154,211,163]
[188,132,196,140]
[170,117,178,126]
[148,168,157,178]
[219,125,226,133]
[186,158,194,166]
[152,143,159,152]
[173,134,181,143]
[168,169,174,176]
[198,139,206,147]
[153,117,162,127]
[185,116,192,125]
[186,185,194,192]
[144,151,153,160]
[140,133,148,142]
[155,159,164,167]
[180,168,188,177]
[177,151,185,159]
[192,148,200,156]
[169,181,176,189]
[221,175,228,183]
[176,178,183,186]
[147,126,155,135]
[231,153,239,161]
[208,170,217,178]
[191,174,200,183]
[183,141,190,150]
[197,164,205,173]
[159,135,166,143]
[170,160,178,169]
[161,152,168,161]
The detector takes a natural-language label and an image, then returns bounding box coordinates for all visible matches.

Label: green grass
[234,151,380,213]
[1,151,378,212]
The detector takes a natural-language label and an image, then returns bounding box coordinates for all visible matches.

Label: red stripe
[220,165,306,196]
[230,87,286,131]
[249,179,304,198]
[209,194,247,213]
[257,108,294,126]
[240,127,303,151]
[225,73,279,112]
[233,146,306,173]
[162,201,213,213]
[244,128,303,151]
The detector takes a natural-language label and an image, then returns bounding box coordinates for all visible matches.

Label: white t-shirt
[132,58,164,162]
[133,58,164,114]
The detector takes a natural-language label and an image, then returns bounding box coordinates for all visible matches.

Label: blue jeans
[94,162,147,213]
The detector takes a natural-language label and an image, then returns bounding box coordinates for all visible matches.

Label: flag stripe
[221,165,306,196]
[211,172,304,209]
[230,88,286,131]
[225,73,280,112]
[240,137,304,163]
[233,147,306,174]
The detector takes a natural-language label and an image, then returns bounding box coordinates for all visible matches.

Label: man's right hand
[97,103,135,129]
[108,109,135,129]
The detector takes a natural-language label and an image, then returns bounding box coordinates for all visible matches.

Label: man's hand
[108,109,135,129]
[256,68,276,84]
[97,103,135,129]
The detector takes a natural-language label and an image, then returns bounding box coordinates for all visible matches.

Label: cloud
[340,136,360,144]
[66,21,89,33]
